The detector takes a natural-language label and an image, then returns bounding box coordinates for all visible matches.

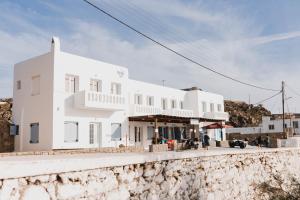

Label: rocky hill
[0,98,14,152]
[224,100,271,127]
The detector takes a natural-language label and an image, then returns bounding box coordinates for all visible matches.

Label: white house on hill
[12,37,228,151]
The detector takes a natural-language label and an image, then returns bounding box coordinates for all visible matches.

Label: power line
[102,0,221,62]
[82,0,280,92]
[253,91,282,105]
[286,84,300,97]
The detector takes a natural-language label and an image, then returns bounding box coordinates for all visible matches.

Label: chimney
[51,36,60,52]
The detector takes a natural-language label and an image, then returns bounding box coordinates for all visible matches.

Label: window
[269,124,275,130]
[111,123,121,141]
[65,74,78,93]
[111,83,121,95]
[146,96,154,106]
[171,99,177,109]
[134,94,143,105]
[30,123,39,143]
[147,126,154,140]
[89,123,94,144]
[89,123,100,145]
[10,124,19,136]
[293,121,299,129]
[285,123,287,128]
[202,102,207,112]
[161,98,168,110]
[17,80,21,90]
[90,79,101,92]
[135,127,142,142]
[64,122,78,143]
[180,101,184,109]
[31,75,40,96]
[217,104,222,112]
[210,103,215,112]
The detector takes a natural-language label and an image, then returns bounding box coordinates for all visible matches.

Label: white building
[226,114,300,135]
[12,37,228,151]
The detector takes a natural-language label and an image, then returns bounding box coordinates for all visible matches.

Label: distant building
[226,114,299,135]
[12,37,228,151]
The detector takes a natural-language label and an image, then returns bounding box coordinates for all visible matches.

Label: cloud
[1,0,300,114]
[243,30,300,46]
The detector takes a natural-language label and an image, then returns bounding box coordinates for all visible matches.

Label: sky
[1,0,300,113]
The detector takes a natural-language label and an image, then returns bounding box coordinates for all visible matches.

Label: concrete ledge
[0,146,144,157]
[149,144,168,152]
[0,147,299,179]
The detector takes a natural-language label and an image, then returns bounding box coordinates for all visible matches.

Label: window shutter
[30,123,39,143]
[64,122,78,142]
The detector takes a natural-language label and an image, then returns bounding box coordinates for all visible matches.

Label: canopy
[203,123,233,129]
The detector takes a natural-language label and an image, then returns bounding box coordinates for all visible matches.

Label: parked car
[229,140,247,149]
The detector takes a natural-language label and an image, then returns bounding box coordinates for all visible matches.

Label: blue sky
[1,0,300,113]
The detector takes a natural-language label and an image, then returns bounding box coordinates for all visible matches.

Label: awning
[202,123,233,129]
[129,114,223,124]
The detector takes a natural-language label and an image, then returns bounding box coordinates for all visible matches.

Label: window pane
[210,103,214,112]
[30,123,39,143]
[89,124,94,144]
[147,126,154,140]
[64,122,78,142]
[202,102,207,112]
[111,123,121,141]
[17,80,21,90]
[180,101,184,109]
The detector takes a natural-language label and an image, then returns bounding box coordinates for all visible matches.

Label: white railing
[74,91,126,111]
[130,105,162,116]
[203,112,229,121]
[86,91,125,105]
[162,109,194,118]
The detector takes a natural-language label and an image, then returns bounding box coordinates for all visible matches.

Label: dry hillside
[224,100,271,127]
[0,98,14,152]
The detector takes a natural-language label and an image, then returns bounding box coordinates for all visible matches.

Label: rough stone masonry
[1,148,300,200]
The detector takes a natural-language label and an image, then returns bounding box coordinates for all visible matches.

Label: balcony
[130,105,162,116]
[162,109,194,118]
[74,91,126,111]
[203,112,229,121]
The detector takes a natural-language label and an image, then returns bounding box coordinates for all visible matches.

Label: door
[89,123,102,147]
[134,127,142,146]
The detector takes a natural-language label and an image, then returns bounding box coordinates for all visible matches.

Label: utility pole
[282,81,285,135]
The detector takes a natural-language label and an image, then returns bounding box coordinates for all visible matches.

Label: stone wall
[1,148,300,200]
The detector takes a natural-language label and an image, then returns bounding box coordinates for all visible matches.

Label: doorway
[89,122,102,147]
[134,126,142,146]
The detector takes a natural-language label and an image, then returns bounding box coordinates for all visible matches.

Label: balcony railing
[162,109,194,118]
[74,91,126,111]
[203,112,229,121]
[130,105,162,116]
[129,105,194,118]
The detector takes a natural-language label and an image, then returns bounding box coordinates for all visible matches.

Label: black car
[229,140,247,149]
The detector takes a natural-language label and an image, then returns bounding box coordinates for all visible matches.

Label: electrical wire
[253,91,282,105]
[286,84,300,97]
[82,0,280,92]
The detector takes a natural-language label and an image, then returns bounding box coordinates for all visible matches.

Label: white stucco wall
[13,52,54,151]
[13,37,229,151]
